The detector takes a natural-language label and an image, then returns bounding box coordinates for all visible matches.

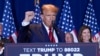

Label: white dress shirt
[42,23,59,43]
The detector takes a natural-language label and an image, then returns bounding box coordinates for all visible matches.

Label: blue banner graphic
[5,43,98,56]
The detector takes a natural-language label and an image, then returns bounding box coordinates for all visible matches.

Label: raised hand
[92,37,98,43]
[23,11,35,22]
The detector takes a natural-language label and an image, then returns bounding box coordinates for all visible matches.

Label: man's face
[42,10,57,27]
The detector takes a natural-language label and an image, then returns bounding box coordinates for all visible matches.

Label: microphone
[52,20,55,25]
[52,20,56,31]
[52,20,55,28]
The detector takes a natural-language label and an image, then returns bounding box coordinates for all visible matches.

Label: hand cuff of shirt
[22,21,30,26]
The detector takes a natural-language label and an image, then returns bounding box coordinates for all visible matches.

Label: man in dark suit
[17,4,65,43]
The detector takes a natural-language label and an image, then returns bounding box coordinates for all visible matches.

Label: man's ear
[40,14,43,20]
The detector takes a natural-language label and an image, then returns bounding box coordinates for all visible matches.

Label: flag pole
[34,0,36,6]
[37,0,40,4]
[34,0,40,6]
[90,0,92,2]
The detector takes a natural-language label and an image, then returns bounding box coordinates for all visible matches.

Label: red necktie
[49,28,55,43]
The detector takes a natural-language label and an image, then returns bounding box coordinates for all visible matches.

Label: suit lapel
[40,24,50,42]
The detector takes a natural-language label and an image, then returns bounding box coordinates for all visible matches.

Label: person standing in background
[65,32,74,43]
[78,25,98,43]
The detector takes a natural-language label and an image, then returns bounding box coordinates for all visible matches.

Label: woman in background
[65,32,74,43]
[78,25,98,43]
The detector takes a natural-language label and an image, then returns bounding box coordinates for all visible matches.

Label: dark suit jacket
[17,23,65,43]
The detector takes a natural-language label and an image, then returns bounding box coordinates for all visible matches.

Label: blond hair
[42,4,58,13]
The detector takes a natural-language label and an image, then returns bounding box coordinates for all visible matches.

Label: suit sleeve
[17,25,31,43]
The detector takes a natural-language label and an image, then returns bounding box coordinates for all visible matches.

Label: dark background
[0,0,100,33]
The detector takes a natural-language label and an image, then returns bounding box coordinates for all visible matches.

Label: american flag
[58,0,78,43]
[2,0,17,43]
[32,0,42,24]
[83,0,100,39]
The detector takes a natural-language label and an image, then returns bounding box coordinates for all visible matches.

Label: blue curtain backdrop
[0,0,100,33]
